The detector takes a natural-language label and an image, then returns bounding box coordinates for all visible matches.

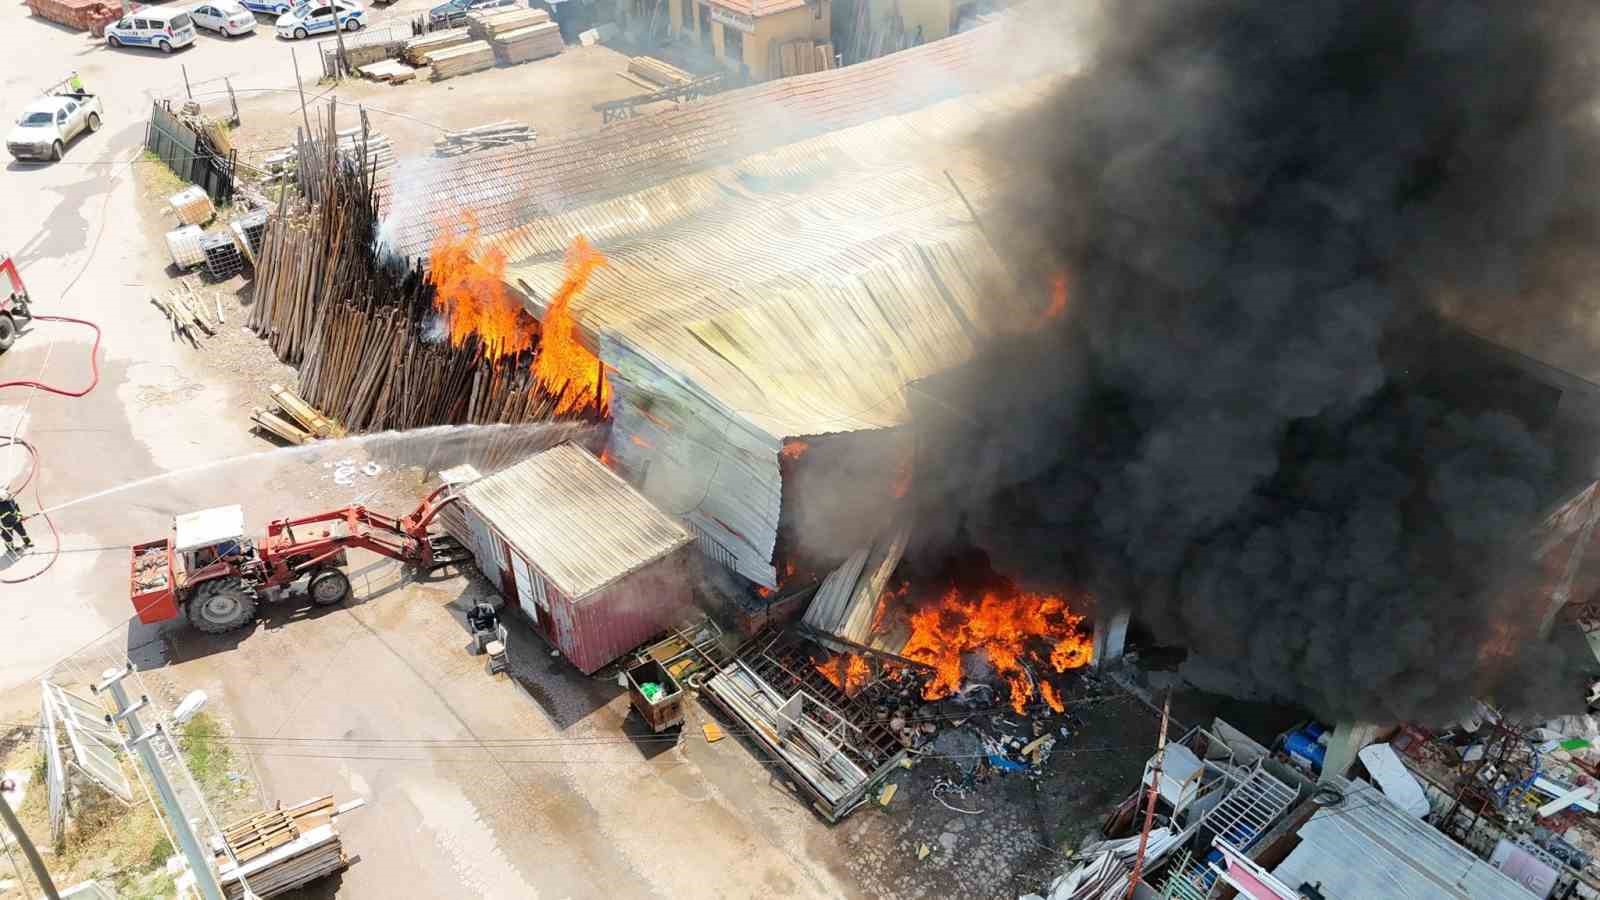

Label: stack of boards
[428,40,495,80]
[402,27,470,66]
[215,795,363,899]
[628,55,694,88]
[468,7,562,65]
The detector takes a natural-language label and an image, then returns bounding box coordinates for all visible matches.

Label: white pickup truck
[6,93,103,162]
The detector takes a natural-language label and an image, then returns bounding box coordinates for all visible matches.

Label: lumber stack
[429,40,495,81]
[248,102,609,438]
[262,127,393,186]
[628,56,693,87]
[215,795,354,899]
[491,21,563,65]
[465,6,547,40]
[358,59,417,83]
[403,27,470,65]
[772,38,837,79]
[432,121,535,157]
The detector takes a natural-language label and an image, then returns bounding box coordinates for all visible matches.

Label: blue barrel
[1285,729,1327,771]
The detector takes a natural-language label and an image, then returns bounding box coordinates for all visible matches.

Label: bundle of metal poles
[247,101,601,438]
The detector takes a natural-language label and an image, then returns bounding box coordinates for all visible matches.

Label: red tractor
[131,486,470,633]
[1,253,33,352]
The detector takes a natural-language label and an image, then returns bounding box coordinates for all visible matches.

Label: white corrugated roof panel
[460,443,691,600]
[1271,778,1530,899]
[174,505,245,552]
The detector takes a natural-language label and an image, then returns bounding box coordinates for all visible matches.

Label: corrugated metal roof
[378,4,1070,259]
[1270,778,1530,899]
[803,521,911,648]
[460,442,691,600]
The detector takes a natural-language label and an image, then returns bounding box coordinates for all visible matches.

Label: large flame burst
[901,587,1093,714]
[534,236,612,415]
[428,215,531,359]
[815,652,872,697]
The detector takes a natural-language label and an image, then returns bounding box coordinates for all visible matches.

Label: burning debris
[532,236,611,415]
[901,586,1093,714]
[913,0,1600,724]
[815,651,872,696]
[428,215,532,359]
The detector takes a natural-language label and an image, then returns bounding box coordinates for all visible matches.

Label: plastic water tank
[1285,729,1327,771]
[165,225,206,269]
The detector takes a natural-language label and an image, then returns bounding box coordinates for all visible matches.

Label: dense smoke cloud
[913,0,1600,724]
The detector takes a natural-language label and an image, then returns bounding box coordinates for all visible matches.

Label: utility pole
[1125,690,1172,900]
[0,788,58,900]
[95,667,226,900]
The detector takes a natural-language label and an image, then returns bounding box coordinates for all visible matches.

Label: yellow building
[667,0,833,81]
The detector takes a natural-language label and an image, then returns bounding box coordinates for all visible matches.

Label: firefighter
[0,488,31,554]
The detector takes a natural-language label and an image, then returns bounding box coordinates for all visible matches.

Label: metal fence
[144,101,237,206]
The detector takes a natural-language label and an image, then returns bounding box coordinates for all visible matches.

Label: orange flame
[901,587,1092,714]
[631,434,653,449]
[599,448,617,469]
[892,453,913,499]
[815,652,872,696]
[428,215,532,359]
[757,586,773,598]
[781,439,810,460]
[1042,272,1068,322]
[534,237,612,415]
[1040,680,1065,713]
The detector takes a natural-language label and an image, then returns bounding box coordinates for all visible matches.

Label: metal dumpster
[626,658,684,733]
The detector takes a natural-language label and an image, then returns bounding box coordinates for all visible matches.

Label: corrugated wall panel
[550,548,695,674]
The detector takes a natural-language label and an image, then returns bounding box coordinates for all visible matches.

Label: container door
[465,509,495,577]
[510,550,552,637]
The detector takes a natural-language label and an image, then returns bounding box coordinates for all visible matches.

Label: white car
[7,93,102,162]
[190,0,258,35]
[105,7,198,52]
[274,1,365,39]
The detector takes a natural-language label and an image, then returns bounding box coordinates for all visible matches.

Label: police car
[274,0,365,38]
[105,8,198,52]
[238,0,292,16]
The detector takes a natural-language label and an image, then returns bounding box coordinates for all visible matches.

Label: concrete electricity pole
[94,667,226,900]
[0,788,58,900]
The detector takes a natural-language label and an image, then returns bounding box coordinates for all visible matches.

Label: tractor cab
[173,505,252,584]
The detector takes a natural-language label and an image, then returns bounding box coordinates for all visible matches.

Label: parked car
[190,0,257,35]
[7,93,103,162]
[427,0,516,29]
[274,0,365,38]
[105,8,198,52]
[238,0,293,15]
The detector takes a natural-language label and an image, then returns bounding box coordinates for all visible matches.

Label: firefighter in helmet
[0,488,31,554]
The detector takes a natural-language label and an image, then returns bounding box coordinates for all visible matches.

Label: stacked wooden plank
[772,38,837,79]
[491,21,563,65]
[429,40,495,81]
[262,127,393,185]
[358,59,417,83]
[402,27,470,65]
[628,56,693,87]
[465,6,547,41]
[433,121,535,157]
[215,795,351,899]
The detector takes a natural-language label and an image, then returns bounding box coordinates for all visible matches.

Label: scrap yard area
[13,1,1600,899]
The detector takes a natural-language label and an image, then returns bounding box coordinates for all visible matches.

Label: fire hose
[1,314,104,584]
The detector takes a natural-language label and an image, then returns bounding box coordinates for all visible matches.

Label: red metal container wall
[548,548,693,674]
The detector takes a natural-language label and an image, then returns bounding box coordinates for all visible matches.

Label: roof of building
[458,442,691,599]
[706,0,811,15]
[378,4,1069,260]
[1270,778,1530,899]
[501,76,1054,440]
[174,505,245,552]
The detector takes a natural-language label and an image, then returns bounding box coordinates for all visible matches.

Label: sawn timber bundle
[247,103,606,436]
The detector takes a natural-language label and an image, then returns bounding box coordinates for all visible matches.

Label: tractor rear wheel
[187,578,256,633]
[0,316,15,352]
[308,568,351,606]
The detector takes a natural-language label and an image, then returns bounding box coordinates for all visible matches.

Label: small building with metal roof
[450,442,695,673]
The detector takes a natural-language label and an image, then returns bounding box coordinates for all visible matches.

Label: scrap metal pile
[248,103,610,438]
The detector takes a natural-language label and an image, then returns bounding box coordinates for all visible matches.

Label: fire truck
[131,487,470,633]
[0,253,33,352]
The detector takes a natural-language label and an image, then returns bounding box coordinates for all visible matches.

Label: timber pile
[628,56,693,87]
[215,795,358,899]
[465,6,547,41]
[432,121,535,157]
[402,27,469,65]
[429,41,495,81]
[491,21,563,65]
[249,102,607,438]
[262,126,393,187]
[357,59,417,83]
[252,382,343,445]
[771,38,837,79]
[150,280,224,346]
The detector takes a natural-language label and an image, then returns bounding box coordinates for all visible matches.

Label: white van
[106,8,199,52]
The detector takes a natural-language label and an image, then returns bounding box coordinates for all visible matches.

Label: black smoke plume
[912,0,1600,724]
